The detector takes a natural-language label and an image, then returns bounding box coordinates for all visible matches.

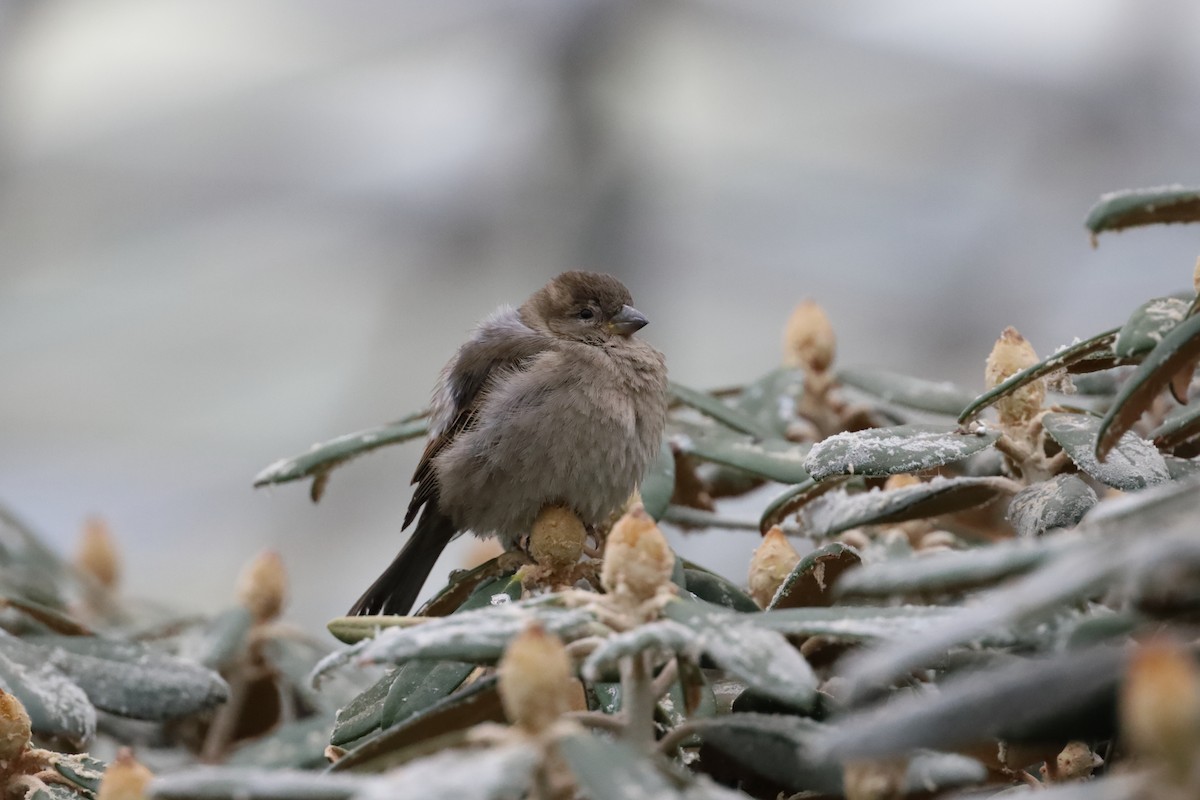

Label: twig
[650,658,679,700]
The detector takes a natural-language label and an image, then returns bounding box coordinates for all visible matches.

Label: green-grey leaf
[331,668,401,747]
[227,714,337,769]
[1096,312,1200,461]
[356,742,537,799]
[381,661,475,730]
[253,416,429,491]
[1114,296,1190,358]
[641,437,676,520]
[0,633,95,748]
[683,569,759,612]
[838,367,975,417]
[1166,455,1200,480]
[557,730,739,800]
[53,754,107,794]
[767,543,861,609]
[799,477,1013,539]
[661,505,762,531]
[669,382,775,439]
[1085,185,1200,237]
[329,677,504,774]
[1042,411,1169,490]
[957,327,1120,423]
[803,424,999,481]
[1152,398,1200,450]
[688,714,839,795]
[660,600,818,710]
[758,476,853,532]
[23,634,228,721]
[1006,475,1097,538]
[675,430,810,485]
[189,606,255,671]
[730,368,805,437]
[818,646,1125,759]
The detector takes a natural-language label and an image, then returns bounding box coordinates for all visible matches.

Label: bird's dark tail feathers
[347,506,456,616]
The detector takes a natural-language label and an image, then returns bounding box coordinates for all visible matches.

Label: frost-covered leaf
[24,634,228,721]
[804,425,999,481]
[758,476,853,532]
[670,382,776,439]
[838,478,1200,699]
[817,646,1125,759]
[1006,475,1097,538]
[1166,455,1200,480]
[227,714,337,769]
[674,430,810,485]
[149,767,364,800]
[838,367,975,417]
[558,730,744,800]
[330,677,503,774]
[355,742,537,800]
[767,543,860,609]
[835,536,1065,598]
[659,600,819,710]
[1151,398,1200,450]
[1096,312,1200,461]
[689,714,838,795]
[0,632,95,748]
[28,785,89,800]
[313,602,599,683]
[1085,184,1200,238]
[661,506,762,531]
[799,477,1014,539]
[683,568,759,612]
[957,328,1120,423]
[1114,296,1190,358]
[642,437,677,520]
[752,605,953,641]
[253,416,429,500]
[1042,411,1169,489]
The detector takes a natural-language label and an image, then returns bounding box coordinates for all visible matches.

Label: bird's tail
[347,506,456,616]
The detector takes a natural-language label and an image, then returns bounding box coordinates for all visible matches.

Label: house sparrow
[348,271,669,616]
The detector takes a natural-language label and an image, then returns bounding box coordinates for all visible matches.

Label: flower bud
[783,299,836,374]
[883,474,920,491]
[98,748,154,800]
[985,327,1044,427]
[529,505,586,573]
[236,550,287,623]
[77,516,120,589]
[498,623,574,735]
[600,506,675,603]
[0,689,31,764]
[748,527,800,608]
[1120,638,1200,782]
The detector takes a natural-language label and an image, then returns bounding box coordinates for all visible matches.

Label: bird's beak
[608,304,649,336]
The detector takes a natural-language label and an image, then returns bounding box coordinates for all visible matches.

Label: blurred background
[2,0,1199,630]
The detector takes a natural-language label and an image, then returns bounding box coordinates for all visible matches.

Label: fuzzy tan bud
[985,327,1044,427]
[97,748,153,800]
[0,689,32,763]
[843,758,907,800]
[236,550,287,623]
[77,517,120,589]
[883,474,920,491]
[1120,638,1200,781]
[529,505,586,572]
[497,624,574,735]
[748,527,801,608]
[1048,741,1101,782]
[600,506,675,603]
[1193,255,1200,296]
[783,299,836,373]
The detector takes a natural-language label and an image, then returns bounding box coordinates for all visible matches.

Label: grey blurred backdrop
[3,0,1199,630]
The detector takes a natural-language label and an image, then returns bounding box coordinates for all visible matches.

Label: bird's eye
[578,308,594,320]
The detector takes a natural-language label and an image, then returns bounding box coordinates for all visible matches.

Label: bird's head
[521,271,649,344]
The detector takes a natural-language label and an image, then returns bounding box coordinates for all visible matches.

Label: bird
[348,271,669,616]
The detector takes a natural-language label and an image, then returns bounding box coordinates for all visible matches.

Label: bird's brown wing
[403,322,550,529]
